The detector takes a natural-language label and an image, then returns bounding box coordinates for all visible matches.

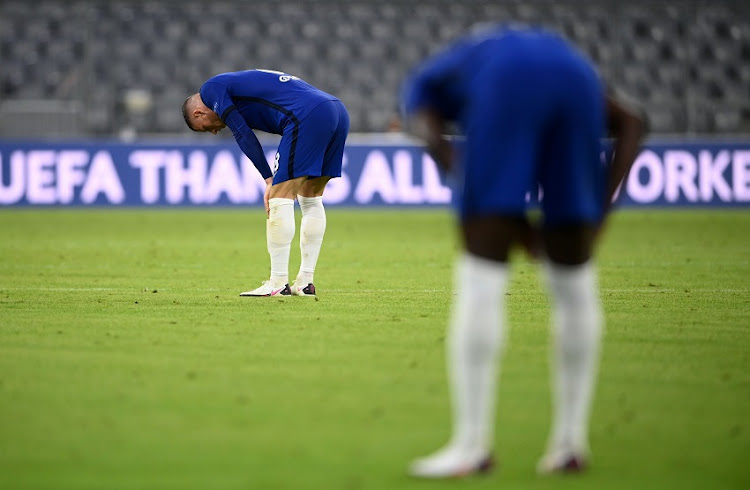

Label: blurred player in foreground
[183,69,349,297]
[401,26,645,477]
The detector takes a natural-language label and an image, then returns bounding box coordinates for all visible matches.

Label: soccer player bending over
[401,25,645,477]
[183,69,349,297]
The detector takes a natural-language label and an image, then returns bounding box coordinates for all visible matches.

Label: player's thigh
[269,176,307,199]
[298,176,331,198]
[538,65,604,265]
[460,215,529,263]
[542,225,598,265]
[460,101,535,262]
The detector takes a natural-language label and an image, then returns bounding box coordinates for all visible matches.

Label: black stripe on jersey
[220,105,237,121]
[234,97,299,180]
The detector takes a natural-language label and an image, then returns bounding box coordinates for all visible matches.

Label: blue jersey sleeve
[225,111,273,180]
[200,80,272,179]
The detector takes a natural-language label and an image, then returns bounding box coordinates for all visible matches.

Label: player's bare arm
[605,95,647,209]
[409,108,455,172]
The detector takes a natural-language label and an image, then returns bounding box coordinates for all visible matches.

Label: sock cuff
[297,195,325,218]
[544,260,596,284]
[544,260,598,304]
[268,197,294,210]
[457,252,509,301]
[297,195,323,205]
[460,252,509,276]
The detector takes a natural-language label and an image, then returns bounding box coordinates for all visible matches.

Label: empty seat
[1,0,749,134]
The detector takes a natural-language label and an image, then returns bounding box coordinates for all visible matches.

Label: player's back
[463,27,595,101]
[468,28,602,128]
[403,26,595,128]
[202,69,338,134]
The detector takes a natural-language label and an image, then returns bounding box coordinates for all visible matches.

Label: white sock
[296,195,326,285]
[266,198,295,287]
[447,252,509,456]
[543,260,603,456]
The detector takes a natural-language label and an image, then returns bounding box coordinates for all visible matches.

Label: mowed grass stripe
[1,208,748,490]
[3,286,749,294]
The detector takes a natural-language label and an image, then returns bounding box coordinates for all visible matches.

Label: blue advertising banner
[1,139,749,207]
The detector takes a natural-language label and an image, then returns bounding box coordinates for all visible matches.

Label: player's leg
[240,130,309,296]
[411,63,538,477]
[292,176,331,296]
[268,176,308,200]
[411,217,520,479]
[536,53,606,473]
[266,177,306,290]
[291,100,348,297]
[537,226,600,473]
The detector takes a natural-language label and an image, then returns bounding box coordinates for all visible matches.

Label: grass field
[0,208,748,490]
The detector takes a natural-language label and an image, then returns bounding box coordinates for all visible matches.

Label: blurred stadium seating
[1,0,749,137]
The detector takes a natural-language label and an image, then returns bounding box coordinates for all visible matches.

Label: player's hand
[410,109,455,172]
[428,138,456,173]
[264,178,273,217]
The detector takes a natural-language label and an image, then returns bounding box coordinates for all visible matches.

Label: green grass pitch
[0,208,748,490]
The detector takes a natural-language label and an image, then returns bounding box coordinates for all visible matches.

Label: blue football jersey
[199,69,339,178]
[401,26,593,126]
[200,69,338,134]
[401,26,607,224]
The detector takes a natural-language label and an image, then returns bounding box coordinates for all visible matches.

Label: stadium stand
[1,0,749,137]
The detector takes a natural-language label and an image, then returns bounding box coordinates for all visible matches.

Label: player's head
[182,94,226,134]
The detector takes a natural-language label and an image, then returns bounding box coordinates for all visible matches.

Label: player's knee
[542,225,597,265]
[461,217,517,262]
[298,195,326,219]
[268,198,296,242]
